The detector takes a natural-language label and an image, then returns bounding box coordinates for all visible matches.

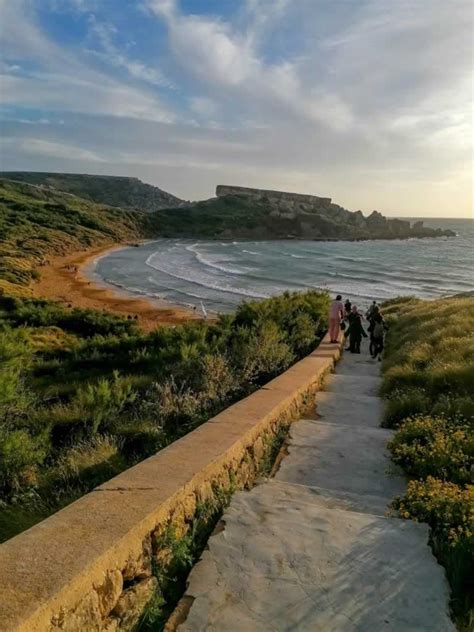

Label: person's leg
[355,335,361,353]
[329,318,338,342]
[349,334,356,353]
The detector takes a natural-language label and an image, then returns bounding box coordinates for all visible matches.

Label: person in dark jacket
[370,312,388,361]
[367,305,380,356]
[344,298,352,317]
[345,305,367,353]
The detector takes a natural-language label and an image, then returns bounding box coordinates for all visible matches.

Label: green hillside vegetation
[1,172,184,211]
[154,194,271,237]
[0,178,155,295]
[381,296,474,628]
[0,289,329,543]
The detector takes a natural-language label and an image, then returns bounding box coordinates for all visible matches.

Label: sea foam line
[145,252,269,299]
[185,243,249,275]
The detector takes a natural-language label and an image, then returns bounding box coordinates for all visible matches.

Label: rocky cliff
[212,185,455,240]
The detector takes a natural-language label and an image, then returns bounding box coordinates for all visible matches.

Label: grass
[381,296,474,628]
[0,289,330,543]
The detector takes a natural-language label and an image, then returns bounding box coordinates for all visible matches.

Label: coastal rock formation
[212,185,456,240]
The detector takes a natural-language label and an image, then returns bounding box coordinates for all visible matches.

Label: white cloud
[147,0,354,131]
[87,16,172,87]
[1,73,174,122]
[1,137,105,162]
[0,1,174,122]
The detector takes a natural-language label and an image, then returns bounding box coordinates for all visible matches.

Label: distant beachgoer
[366,301,377,320]
[345,305,367,353]
[344,299,352,316]
[367,305,380,354]
[370,312,388,361]
[328,294,344,343]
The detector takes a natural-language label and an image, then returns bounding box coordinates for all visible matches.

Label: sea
[91,218,473,314]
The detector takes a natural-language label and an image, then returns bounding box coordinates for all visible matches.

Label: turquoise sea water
[93,218,473,313]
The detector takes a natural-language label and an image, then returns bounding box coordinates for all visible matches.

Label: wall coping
[0,334,342,631]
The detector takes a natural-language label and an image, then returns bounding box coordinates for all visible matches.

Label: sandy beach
[32,242,201,331]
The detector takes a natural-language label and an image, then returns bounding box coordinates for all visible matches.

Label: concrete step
[181,483,454,631]
[323,373,380,396]
[276,420,405,502]
[309,391,383,427]
[267,478,394,517]
[336,360,381,377]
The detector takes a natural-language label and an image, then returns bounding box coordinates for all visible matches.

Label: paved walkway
[179,348,453,631]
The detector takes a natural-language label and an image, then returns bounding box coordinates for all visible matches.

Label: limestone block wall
[0,336,342,632]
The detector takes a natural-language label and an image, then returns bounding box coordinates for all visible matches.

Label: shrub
[382,388,430,428]
[73,371,138,435]
[388,416,473,485]
[232,321,295,385]
[0,429,47,493]
[50,435,127,490]
[139,379,204,437]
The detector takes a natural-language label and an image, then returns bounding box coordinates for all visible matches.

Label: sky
[0,0,472,218]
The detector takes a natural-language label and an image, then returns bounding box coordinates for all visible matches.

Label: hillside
[0,178,155,295]
[0,172,184,212]
[203,186,456,240]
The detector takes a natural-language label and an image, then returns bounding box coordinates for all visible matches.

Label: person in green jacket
[345,305,367,353]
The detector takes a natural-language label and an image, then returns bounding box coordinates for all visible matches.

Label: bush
[0,429,47,492]
[49,435,127,490]
[388,416,473,485]
[232,321,295,385]
[73,371,138,435]
[382,388,430,428]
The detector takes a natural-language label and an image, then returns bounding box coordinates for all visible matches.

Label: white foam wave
[145,252,269,299]
[186,243,249,275]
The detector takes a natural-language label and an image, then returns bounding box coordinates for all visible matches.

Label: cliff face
[0,172,185,212]
[213,185,455,240]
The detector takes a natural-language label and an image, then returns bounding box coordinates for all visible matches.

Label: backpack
[373,321,384,339]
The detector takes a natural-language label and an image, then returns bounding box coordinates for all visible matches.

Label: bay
[92,218,473,313]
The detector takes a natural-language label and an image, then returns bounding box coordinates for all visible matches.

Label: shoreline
[32,242,202,331]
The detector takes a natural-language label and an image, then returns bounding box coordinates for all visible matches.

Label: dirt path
[177,347,454,631]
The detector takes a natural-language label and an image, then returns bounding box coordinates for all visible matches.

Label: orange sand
[32,243,201,331]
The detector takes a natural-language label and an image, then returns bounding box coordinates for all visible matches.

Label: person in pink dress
[328,294,344,343]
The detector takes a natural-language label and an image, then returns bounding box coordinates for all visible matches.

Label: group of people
[328,295,387,360]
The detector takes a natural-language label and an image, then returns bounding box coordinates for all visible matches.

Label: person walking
[367,304,380,356]
[345,305,367,353]
[328,294,344,343]
[371,312,388,361]
[366,300,378,321]
[344,298,352,317]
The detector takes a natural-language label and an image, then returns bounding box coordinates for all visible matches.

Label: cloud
[147,0,354,131]
[1,136,106,162]
[1,73,174,122]
[86,16,173,88]
[0,1,174,122]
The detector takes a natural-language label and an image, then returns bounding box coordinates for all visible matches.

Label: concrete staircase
[178,348,454,631]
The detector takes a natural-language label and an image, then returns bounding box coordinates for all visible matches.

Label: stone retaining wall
[0,335,342,632]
